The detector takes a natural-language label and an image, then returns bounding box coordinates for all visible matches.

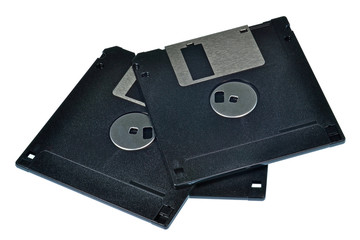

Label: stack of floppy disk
[16,17,345,228]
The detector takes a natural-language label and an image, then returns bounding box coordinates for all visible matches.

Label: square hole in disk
[215,91,225,103]
[251,183,262,189]
[143,127,153,139]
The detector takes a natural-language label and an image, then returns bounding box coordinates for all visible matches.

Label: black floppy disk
[16,47,268,228]
[133,17,345,187]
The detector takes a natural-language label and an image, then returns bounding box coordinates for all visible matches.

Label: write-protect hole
[251,183,262,189]
[129,127,138,135]
[215,91,224,103]
[229,95,239,103]
[154,214,168,225]
[27,153,35,160]
[159,205,174,216]
[143,127,153,139]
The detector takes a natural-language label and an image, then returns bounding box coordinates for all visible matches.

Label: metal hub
[210,81,257,118]
[110,112,155,151]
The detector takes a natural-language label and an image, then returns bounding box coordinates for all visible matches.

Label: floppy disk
[133,17,345,187]
[16,47,268,228]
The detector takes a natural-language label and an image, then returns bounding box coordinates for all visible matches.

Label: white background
[1,1,359,239]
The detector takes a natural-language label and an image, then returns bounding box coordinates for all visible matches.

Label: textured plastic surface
[133,17,345,187]
[16,47,267,228]
[123,77,268,199]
